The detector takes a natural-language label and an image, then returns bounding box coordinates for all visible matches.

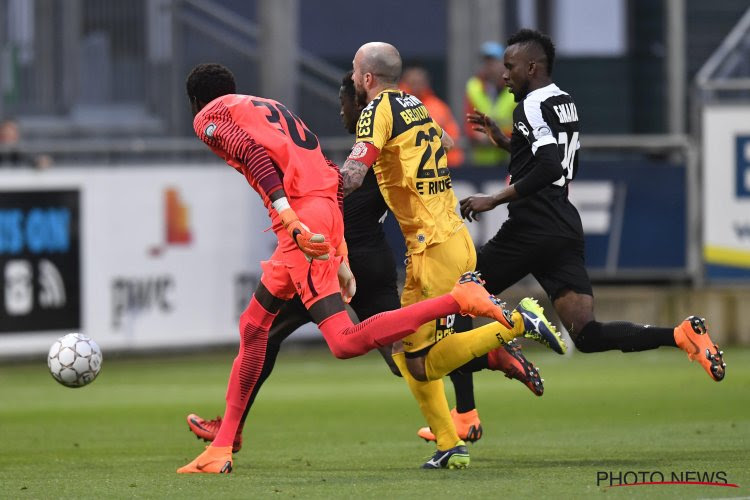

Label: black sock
[575,321,677,353]
[448,314,479,413]
[453,354,489,374]
[449,371,476,413]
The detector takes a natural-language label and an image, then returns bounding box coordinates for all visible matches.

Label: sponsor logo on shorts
[435,314,457,342]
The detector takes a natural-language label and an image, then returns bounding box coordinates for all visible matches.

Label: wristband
[272,196,291,213]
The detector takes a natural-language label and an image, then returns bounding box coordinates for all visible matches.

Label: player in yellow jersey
[341,42,567,469]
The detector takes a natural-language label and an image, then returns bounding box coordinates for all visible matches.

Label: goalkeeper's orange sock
[317,295,460,358]
[392,352,460,451]
[213,296,275,447]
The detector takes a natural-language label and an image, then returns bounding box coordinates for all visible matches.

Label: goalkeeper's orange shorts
[260,196,343,308]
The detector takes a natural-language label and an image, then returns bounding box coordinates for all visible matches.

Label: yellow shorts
[400,225,476,354]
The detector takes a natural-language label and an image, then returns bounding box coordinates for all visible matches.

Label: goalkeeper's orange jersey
[355,89,463,255]
[193,94,341,237]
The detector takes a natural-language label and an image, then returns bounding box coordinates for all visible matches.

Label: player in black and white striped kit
[460,29,725,381]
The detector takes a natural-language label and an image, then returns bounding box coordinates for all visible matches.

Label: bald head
[354,42,402,84]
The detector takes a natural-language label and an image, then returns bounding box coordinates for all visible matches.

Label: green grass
[1,345,749,499]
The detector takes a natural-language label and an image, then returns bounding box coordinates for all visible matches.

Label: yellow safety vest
[466,77,515,166]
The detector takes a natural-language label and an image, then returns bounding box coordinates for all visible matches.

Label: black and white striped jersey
[506,83,584,238]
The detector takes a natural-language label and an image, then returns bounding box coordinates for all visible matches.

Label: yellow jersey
[355,89,463,255]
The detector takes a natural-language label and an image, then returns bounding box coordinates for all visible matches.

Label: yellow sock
[424,318,522,381]
[392,351,459,451]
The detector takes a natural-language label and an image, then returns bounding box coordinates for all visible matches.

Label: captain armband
[347,141,380,168]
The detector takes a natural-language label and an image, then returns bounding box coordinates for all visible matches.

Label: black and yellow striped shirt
[355,89,463,255]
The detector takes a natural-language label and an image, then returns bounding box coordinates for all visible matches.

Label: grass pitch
[1,345,748,499]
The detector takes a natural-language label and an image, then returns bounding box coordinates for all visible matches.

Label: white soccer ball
[47,333,103,388]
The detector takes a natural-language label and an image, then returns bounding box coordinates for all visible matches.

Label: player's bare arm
[459,186,520,222]
[341,158,369,196]
[466,110,511,152]
[461,138,562,222]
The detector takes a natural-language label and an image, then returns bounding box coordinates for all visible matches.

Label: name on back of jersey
[400,105,430,125]
[395,94,422,108]
[395,94,430,126]
[553,102,579,123]
[416,177,452,196]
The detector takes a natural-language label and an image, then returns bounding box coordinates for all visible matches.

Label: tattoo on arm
[341,159,369,196]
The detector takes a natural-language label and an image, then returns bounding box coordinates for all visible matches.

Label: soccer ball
[47,333,103,388]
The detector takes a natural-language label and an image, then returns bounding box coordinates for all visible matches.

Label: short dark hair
[186,63,237,104]
[507,29,556,75]
[340,70,355,99]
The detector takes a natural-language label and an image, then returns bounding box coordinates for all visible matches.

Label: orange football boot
[488,340,544,396]
[177,445,233,474]
[417,408,483,443]
[674,316,725,382]
[187,413,242,453]
[449,272,513,328]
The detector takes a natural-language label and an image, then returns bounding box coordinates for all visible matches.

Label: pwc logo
[149,188,193,256]
[165,188,192,244]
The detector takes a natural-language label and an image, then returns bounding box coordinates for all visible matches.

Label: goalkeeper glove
[276,202,329,261]
[335,239,356,303]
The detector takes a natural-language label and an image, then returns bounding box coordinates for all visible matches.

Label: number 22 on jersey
[415,126,451,196]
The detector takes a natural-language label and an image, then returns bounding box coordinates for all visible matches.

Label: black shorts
[348,245,400,320]
[477,224,593,301]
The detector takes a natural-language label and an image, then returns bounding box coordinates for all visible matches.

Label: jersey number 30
[252,100,319,150]
[553,131,579,186]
